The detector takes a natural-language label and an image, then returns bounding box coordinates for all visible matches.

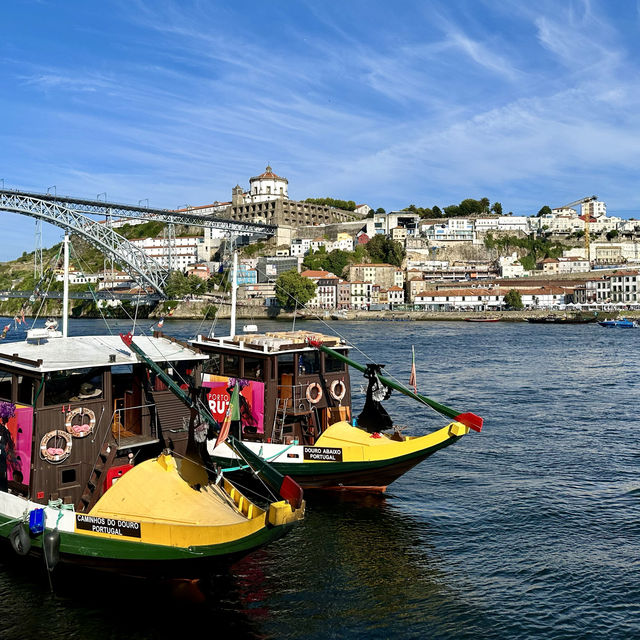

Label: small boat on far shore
[526,313,598,325]
[598,318,638,328]
[464,316,500,323]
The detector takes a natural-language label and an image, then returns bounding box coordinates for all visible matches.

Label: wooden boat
[598,318,638,328]
[464,316,500,322]
[0,331,303,576]
[189,328,483,493]
[526,313,598,324]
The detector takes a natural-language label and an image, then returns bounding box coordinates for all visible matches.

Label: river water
[0,317,638,639]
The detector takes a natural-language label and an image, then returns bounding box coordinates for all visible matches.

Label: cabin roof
[0,335,207,373]
[192,329,345,355]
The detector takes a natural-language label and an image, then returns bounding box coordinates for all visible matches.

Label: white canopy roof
[0,334,207,373]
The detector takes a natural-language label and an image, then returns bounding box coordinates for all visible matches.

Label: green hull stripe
[214,436,461,478]
[0,514,291,562]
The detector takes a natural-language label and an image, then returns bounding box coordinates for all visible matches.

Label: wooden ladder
[77,442,118,513]
[273,397,288,443]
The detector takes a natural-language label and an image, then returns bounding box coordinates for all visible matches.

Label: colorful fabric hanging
[215,384,240,449]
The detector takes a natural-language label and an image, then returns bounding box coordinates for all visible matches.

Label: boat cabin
[0,334,207,512]
[191,330,352,446]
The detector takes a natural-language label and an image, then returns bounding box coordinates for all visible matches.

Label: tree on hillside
[302,247,328,271]
[444,204,462,217]
[606,229,619,241]
[305,198,357,211]
[275,270,317,311]
[366,235,405,267]
[403,204,434,218]
[432,205,442,217]
[503,289,523,310]
[537,205,552,217]
[324,250,351,277]
[491,202,503,215]
[303,248,351,277]
[164,271,207,299]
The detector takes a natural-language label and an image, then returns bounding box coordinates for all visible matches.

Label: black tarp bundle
[357,363,393,433]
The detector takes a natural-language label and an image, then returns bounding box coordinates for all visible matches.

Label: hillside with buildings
[4,168,640,317]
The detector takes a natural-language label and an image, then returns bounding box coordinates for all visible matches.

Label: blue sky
[2,0,640,260]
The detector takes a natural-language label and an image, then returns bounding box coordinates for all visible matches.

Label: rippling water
[1,317,639,639]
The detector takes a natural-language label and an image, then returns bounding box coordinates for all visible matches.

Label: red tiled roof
[250,165,288,183]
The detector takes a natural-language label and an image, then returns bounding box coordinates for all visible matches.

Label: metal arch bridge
[0,189,276,296]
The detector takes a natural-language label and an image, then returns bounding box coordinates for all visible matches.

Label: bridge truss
[0,189,276,297]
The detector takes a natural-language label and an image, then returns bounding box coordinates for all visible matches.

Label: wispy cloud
[2,0,640,260]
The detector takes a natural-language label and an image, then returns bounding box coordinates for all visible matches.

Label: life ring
[306,382,323,404]
[330,379,346,402]
[65,407,96,438]
[40,430,72,464]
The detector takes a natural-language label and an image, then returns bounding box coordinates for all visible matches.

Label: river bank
[155,302,626,322]
[0,297,629,323]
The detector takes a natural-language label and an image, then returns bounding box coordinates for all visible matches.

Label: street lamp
[138,198,149,208]
[97,192,107,202]
[47,185,56,197]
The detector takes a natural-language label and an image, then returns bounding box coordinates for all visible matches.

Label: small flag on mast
[409,345,417,394]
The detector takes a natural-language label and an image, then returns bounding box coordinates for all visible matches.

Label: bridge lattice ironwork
[0,191,170,295]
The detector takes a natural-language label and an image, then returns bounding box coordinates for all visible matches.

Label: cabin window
[223,355,240,377]
[324,354,345,373]
[298,352,320,375]
[0,372,11,401]
[61,468,76,484]
[16,376,33,406]
[277,353,294,377]
[152,362,194,390]
[243,357,263,380]
[44,368,103,405]
[202,353,220,375]
[112,365,134,395]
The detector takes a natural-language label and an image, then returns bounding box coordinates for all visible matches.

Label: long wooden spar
[309,340,483,432]
[120,332,303,509]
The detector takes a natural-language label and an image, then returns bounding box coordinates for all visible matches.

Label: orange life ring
[65,407,96,438]
[40,430,72,464]
[306,382,323,404]
[330,379,346,402]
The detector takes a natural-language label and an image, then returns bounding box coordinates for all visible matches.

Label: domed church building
[248,166,289,202]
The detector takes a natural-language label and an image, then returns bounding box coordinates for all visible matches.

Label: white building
[55,270,100,284]
[129,236,202,270]
[498,253,528,278]
[327,233,355,252]
[247,166,289,203]
[365,211,420,237]
[413,286,567,310]
[290,238,313,257]
[422,218,474,243]
[495,216,530,234]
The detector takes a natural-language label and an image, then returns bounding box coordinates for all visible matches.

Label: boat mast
[229,249,237,338]
[62,233,69,338]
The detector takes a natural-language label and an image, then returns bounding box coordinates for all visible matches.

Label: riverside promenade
[150,301,629,322]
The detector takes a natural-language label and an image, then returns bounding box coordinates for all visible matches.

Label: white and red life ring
[330,379,346,402]
[306,382,323,404]
[40,430,73,464]
[65,407,96,438]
